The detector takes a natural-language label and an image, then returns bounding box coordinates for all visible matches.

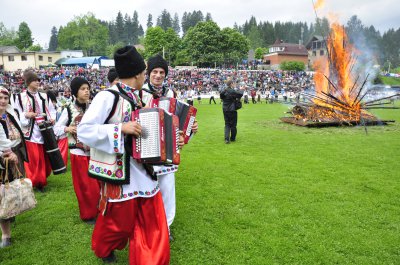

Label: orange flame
[314,0,325,10]
[309,21,371,122]
[313,22,358,104]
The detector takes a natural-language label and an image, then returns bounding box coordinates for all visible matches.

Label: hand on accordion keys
[121,121,142,138]
[191,119,198,134]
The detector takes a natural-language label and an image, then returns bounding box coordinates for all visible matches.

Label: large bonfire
[281,2,399,127]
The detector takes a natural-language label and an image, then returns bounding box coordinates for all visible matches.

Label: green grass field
[381,76,400,86]
[1,101,399,264]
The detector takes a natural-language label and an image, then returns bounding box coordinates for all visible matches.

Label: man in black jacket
[220,79,244,144]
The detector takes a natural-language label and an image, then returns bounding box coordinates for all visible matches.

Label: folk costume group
[0,45,198,264]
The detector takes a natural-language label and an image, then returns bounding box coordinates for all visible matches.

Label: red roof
[268,42,308,56]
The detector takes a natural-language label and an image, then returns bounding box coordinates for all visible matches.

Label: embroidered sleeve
[53,108,68,137]
[77,91,125,155]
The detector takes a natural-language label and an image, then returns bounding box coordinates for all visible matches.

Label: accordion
[150,97,177,114]
[150,97,197,144]
[132,108,180,165]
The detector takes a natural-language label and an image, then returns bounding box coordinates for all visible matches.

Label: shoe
[225,140,230,144]
[102,251,116,263]
[169,234,174,242]
[37,186,45,193]
[0,238,11,248]
[230,139,236,142]
[84,218,96,225]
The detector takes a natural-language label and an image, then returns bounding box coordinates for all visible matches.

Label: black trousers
[209,96,216,104]
[223,111,238,141]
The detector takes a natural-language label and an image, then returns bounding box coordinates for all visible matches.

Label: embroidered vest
[88,88,133,185]
[19,91,49,140]
[67,103,89,151]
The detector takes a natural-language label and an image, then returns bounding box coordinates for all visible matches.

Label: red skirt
[92,192,170,265]
[58,137,69,167]
[71,154,100,220]
[24,141,52,188]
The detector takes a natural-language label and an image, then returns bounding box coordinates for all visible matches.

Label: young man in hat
[139,54,198,241]
[15,70,56,191]
[54,77,99,224]
[78,46,177,264]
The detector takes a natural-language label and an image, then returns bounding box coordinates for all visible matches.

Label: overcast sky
[0,0,399,47]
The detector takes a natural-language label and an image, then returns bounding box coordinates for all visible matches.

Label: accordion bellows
[150,97,197,144]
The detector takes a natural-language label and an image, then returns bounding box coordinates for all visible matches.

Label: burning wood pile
[281,22,399,127]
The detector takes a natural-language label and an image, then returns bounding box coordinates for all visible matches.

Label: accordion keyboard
[139,112,161,158]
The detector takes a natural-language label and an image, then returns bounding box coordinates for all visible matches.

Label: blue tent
[54,56,108,67]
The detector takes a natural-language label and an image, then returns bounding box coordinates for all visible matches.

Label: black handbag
[234,99,242,110]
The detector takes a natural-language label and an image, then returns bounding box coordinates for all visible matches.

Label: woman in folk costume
[14,70,56,192]
[139,54,198,241]
[77,46,183,264]
[54,77,99,224]
[0,86,29,248]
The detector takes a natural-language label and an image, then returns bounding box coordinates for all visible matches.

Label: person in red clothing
[14,70,57,192]
[54,77,100,224]
[250,89,257,104]
[78,46,176,264]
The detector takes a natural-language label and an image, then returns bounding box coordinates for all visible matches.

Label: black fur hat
[147,54,168,76]
[70,77,90,97]
[114,46,146,79]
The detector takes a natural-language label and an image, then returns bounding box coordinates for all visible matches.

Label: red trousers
[92,192,170,265]
[24,141,52,188]
[58,137,69,168]
[71,154,100,220]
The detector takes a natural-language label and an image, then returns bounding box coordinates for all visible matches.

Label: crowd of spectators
[0,67,316,102]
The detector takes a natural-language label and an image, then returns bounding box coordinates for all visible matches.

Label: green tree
[314,17,330,37]
[220,27,250,66]
[183,21,222,67]
[147,14,153,29]
[255,47,267,59]
[144,26,167,58]
[381,28,400,68]
[124,14,132,44]
[163,28,182,65]
[156,9,172,31]
[280,61,305,71]
[58,13,108,56]
[16,22,33,50]
[115,11,125,43]
[181,11,204,35]
[26,44,42,51]
[48,26,58,51]
[105,41,125,58]
[172,13,180,34]
[0,22,17,46]
[247,25,263,49]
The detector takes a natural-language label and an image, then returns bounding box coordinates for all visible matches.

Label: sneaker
[0,238,11,248]
[225,140,230,144]
[102,251,116,263]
